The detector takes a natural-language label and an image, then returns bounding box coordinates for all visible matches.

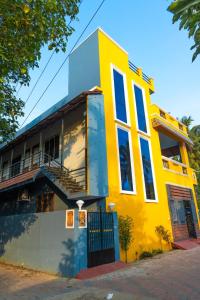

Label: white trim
[151,104,186,128]
[138,134,158,203]
[165,182,193,190]
[65,209,74,229]
[116,124,136,195]
[161,156,187,168]
[70,27,128,56]
[132,81,150,136]
[163,167,188,177]
[78,210,87,228]
[115,119,131,129]
[98,27,128,54]
[151,113,188,136]
[137,129,151,139]
[111,64,131,126]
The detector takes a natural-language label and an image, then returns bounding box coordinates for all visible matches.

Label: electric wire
[20,0,106,128]
[24,0,83,105]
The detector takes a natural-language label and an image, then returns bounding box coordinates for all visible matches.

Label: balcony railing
[151,104,188,136]
[128,61,153,85]
[0,151,86,190]
[162,156,197,183]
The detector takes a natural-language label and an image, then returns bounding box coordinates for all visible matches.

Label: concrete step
[172,239,200,250]
[76,261,127,280]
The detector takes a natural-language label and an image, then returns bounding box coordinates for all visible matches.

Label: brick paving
[76,261,127,279]
[1,247,200,299]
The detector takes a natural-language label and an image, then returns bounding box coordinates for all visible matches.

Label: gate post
[113,212,120,261]
[73,210,88,276]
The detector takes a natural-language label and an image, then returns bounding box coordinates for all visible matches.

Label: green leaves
[119,215,134,263]
[0,0,80,142]
[181,116,200,202]
[168,0,200,62]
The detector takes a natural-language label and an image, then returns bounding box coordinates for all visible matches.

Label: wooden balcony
[0,152,87,194]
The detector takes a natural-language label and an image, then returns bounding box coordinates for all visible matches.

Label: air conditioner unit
[18,189,30,202]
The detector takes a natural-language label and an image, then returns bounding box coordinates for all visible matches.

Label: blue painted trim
[113,212,120,261]
[87,94,108,197]
[73,210,87,275]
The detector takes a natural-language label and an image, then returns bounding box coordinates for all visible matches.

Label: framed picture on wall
[65,210,74,228]
[78,210,87,228]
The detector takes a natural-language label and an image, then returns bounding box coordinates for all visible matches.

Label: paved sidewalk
[1,247,200,299]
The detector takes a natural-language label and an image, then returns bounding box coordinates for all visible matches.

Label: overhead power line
[20,0,106,128]
[24,50,55,105]
[16,84,22,97]
[24,0,83,105]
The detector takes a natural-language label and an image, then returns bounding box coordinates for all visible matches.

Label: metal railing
[0,151,87,190]
[128,60,151,84]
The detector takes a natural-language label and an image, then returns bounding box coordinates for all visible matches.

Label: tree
[155,225,171,250]
[0,0,80,143]
[168,0,200,61]
[189,125,200,203]
[118,215,134,263]
[181,116,194,129]
[181,116,200,204]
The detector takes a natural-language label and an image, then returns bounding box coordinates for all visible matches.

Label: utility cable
[20,0,106,128]
[24,0,83,105]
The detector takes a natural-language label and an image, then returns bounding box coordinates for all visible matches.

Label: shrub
[139,251,153,260]
[139,249,163,260]
[155,225,171,249]
[118,215,134,263]
[152,249,163,255]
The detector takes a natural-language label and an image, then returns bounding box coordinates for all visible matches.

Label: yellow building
[96,29,199,260]
[0,29,199,272]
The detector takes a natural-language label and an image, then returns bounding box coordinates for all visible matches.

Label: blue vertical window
[134,85,147,133]
[140,137,156,200]
[117,128,134,192]
[113,69,127,123]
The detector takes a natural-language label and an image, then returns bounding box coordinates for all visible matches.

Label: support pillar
[0,155,2,181]
[10,149,14,178]
[39,132,43,163]
[61,118,64,166]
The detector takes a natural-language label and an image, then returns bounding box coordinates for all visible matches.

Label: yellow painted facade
[96,29,199,262]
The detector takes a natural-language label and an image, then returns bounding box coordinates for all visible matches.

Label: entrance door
[87,212,115,268]
[167,185,198,241]
[184,200,197,239]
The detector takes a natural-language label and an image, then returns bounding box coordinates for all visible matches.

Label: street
[1,247,200,300]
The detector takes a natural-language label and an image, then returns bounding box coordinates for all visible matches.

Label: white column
[22,141,26,172]
[10,148,14,178]
[0,155,2,181]
[39,132,43,164]
[61,118,64,166]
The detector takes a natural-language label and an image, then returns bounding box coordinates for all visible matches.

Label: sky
[18,0,200,127]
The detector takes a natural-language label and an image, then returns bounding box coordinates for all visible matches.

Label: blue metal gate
[87,212,115,267]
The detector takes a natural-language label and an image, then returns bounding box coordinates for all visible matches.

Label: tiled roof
[0,169,40,192]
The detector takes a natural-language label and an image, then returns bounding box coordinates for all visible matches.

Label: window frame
[44,134,60,162]
[111,64,130,126]
[2,161,9,181]
[116,124,136,195]
[132,81,150,135]
[138,134,158,202]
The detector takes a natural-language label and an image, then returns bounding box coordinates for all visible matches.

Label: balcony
[0,152,87,196]
[151,104,192,146]
[162,156,197,184]
[128,61,155,94]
